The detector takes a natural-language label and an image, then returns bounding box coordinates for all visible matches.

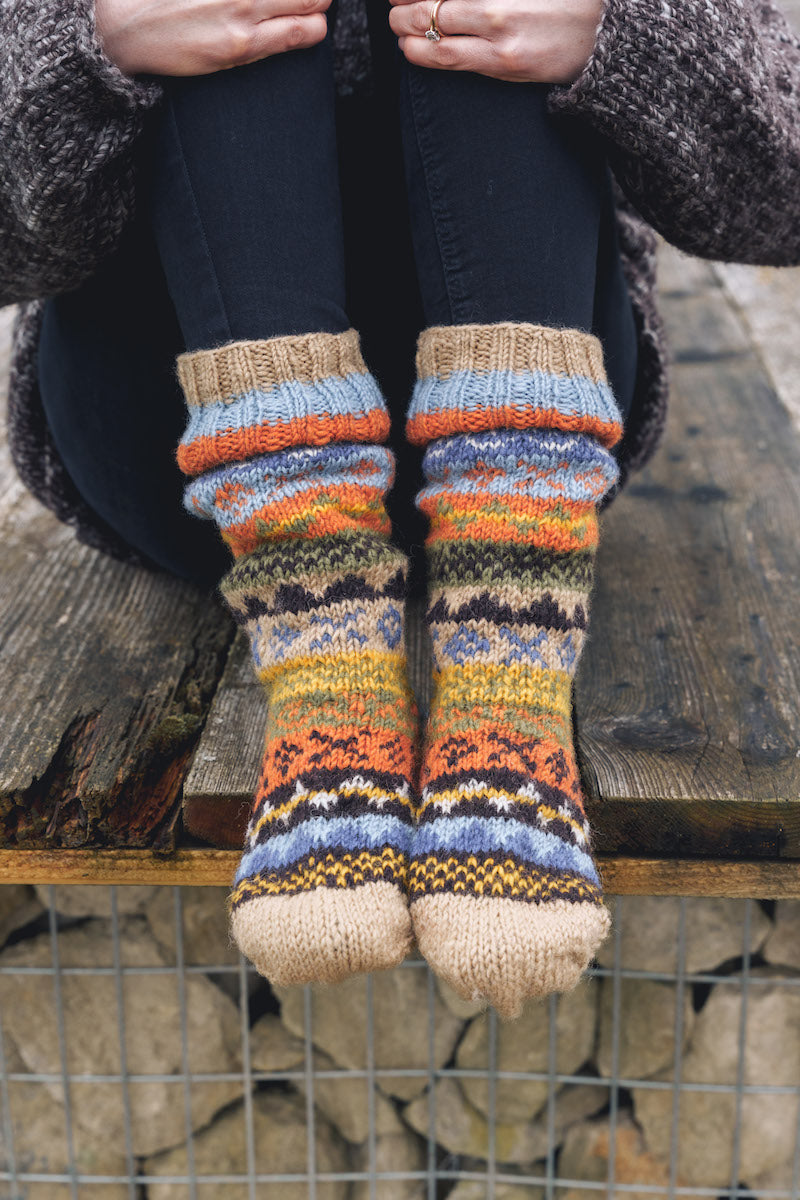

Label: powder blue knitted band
[180,372,387,454]
[184,443,394,528]
[407,368,621,430]
[419,430,619,507]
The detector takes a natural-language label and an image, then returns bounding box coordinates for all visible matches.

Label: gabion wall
[0,887,798,1198]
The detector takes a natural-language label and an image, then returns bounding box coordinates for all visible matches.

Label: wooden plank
[181,633,262,846]
[650,246,719,298]
[1,849,798,898]
[576,261,800,858]
[0,309,236,849]
[598,856,800,900]
[714,259,800,430]
[0,849,238,886]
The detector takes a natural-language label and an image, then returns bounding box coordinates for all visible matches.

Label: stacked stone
[0,888,798,1199]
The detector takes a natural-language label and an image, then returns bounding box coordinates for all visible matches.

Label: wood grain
[0,849,798,898]
[0,319,235,847]
[0,531,234,847]
[576,266,800,858]
[181,632,262,847]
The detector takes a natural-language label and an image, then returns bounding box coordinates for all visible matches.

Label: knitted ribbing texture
[178,330,418,986]
[408,322,619,1018]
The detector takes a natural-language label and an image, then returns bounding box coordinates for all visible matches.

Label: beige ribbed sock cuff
[415,322,607,384]
[177,329,369,406]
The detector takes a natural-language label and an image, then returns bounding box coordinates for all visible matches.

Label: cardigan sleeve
[548,0,800,267]
[0,0,163,306]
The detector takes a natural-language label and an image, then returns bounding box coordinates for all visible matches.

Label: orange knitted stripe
[220,484,391,557]
[423,507,599,553]
[406,406,622,449]
[178,410,391,475]
[423,730,582,797]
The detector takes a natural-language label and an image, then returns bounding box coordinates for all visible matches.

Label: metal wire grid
[0,891,797,1198]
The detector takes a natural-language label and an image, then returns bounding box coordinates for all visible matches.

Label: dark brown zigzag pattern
[422,798,584,850]
[223,529,401,593]
[230,848,408,906]
[427,591,587,631]
[419,769,586,835]
[252,770,412,842]
[231,568,406,625]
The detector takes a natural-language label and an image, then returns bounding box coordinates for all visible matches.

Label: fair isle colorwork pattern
[414,432,612,905]
[183,443,393,558]
[177,331,417,985]
[223,532,417,912]
[407,323,621,1015]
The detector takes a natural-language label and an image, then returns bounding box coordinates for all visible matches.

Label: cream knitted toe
[411,894,611,1020]
[230,881,414,987]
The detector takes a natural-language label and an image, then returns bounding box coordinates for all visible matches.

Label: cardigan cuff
[546,0,800,266]
[71,0,163,113]
[546,0,666,146]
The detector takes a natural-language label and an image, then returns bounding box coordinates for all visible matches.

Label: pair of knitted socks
[177,322,622,1019]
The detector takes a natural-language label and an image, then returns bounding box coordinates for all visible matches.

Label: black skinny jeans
[37,9,637,588]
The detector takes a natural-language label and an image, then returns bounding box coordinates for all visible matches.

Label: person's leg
[148,42,418,984]
[394,60,636,1014]
[36,215,229,588]
[148,42,349,347]
[335,45,429,587]
[397,64,637,412]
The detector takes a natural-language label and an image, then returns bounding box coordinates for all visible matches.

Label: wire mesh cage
[0,888,798,1199]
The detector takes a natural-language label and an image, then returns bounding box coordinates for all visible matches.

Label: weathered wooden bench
[2,244,799,898]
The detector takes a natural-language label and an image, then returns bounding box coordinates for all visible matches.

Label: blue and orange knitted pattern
[406,323,621,913]
[176,332,417,921]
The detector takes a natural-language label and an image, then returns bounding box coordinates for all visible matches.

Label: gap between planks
[1,851,799,897]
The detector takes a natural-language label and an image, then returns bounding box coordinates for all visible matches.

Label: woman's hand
[95,0,331,77]
[388,0,603,84]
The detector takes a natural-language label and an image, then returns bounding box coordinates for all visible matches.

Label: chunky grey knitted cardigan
[2,0,800,560]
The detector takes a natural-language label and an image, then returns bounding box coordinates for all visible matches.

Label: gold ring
[426,0,444,41]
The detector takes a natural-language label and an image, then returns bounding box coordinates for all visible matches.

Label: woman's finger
[398,32,511,75]
[390,0,602,83]
[258,0,333,17]
[231,12,329,65]
[389,0,489,39]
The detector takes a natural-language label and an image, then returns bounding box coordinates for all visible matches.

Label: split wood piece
[0,313,236,848]
[0,850,798,898]
[180,633,261,847]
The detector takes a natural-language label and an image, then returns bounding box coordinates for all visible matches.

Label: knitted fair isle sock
[405,323,622,1018]
[177,331,418,985]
